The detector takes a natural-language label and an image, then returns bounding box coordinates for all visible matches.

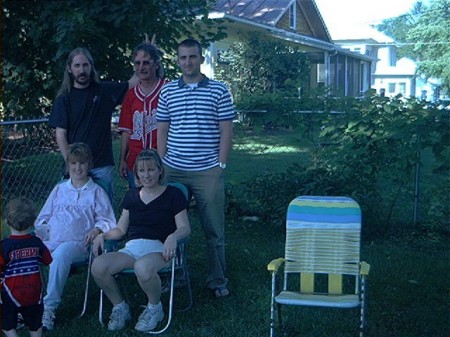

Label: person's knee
[51,242,85,262]
[134,259,158,281]
[48,250,71,273]
[91,256,108,279]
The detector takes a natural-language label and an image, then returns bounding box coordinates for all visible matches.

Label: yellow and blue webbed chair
[268,196,370,337]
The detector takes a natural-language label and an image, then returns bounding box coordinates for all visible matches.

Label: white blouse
[35,178,116,251]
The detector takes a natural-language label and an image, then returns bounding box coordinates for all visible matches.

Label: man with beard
[49,47,139,201]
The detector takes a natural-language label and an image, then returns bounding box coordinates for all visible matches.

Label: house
[202,0,375,97]
[332,25,441,100]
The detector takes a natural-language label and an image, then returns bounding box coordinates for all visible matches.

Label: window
[289,3,296,29]
[317,63,326,83]
[388,83,396,93]
[389,47,397,66]
[398,82,406,95]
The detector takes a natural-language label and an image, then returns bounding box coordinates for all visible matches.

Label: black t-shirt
[122,185,188,243]
[49,82,128,168]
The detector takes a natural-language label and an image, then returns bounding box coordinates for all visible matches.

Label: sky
[314,0,428,39]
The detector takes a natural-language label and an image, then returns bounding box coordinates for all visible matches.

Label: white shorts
[118,239,164,260]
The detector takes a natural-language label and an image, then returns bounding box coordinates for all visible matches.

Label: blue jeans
[89,165,115,203]
[163,165,227,289]
[127,169,136,189]
[44,242,88,310]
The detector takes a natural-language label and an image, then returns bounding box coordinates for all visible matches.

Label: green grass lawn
[10,213,448,337]
[4,127,449,336]
[228,126,313,185]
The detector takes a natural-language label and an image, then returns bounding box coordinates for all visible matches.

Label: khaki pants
[163,165,228,289]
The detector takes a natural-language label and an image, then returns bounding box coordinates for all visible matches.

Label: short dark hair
[6,197,37,231]
[178,38,202,56]
[66,143,93,170]
[133,149,164,186]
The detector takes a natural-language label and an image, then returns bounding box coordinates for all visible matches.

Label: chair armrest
[267,258,285,272]
[360,261,370,276]
[103,240,121,253]
[177,237,189,245]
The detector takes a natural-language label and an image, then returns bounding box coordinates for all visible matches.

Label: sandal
[213,285,230,298]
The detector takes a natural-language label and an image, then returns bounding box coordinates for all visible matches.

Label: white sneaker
[108,302,131,331]
[42,309,56,331]
[134,303,164,332]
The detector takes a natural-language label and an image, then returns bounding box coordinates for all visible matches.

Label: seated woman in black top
[91,149,190,333]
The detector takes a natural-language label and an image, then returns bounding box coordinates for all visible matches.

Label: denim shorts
[118,239,164,259]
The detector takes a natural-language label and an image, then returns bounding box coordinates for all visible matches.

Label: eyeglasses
[134,60,155,67]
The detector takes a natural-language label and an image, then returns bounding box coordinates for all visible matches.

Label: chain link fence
[2,117,448,234]
[2,119,61,212]
[1,119,126,215]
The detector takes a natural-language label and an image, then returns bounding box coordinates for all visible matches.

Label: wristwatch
[219,162,227,169]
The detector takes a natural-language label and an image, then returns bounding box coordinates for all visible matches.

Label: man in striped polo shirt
[157,38,234,298]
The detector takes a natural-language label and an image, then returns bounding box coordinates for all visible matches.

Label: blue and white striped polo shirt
[156,76,234,171]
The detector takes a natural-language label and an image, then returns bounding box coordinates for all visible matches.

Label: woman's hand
[163,234,177,261]
[92,234,105,257]
[85,227,101,245]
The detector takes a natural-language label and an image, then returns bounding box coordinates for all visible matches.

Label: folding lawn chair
[97,182,193,334]
[78,246,94,317]
[267,196,370,337]
[40,245,93,318]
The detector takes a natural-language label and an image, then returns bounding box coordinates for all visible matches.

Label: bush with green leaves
[229,93,449,239]
[317,93,448,231]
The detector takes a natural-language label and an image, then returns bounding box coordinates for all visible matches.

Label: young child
[1,197,53,337]
[34,142,116,330]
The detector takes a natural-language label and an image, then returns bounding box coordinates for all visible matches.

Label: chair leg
[99,289,105,326]
[270,301,275,337]
[270,272,276,337]
[359,278,368,337]
[80,247,93,317]
[175,264,193,312]
[145,258,176,334]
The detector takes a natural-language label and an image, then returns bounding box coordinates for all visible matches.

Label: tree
[376,2,426,59]
[377,0,450,92]
[214,32,310,101]
[1,0,226,119]
[407,0,450,91]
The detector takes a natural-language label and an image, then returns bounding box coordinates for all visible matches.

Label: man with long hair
[49,47,139,201]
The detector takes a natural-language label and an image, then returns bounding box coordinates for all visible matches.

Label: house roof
[332,25,394,44]
[209,0,375,62]
[213,0,290,26]
[212,0,332,42]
